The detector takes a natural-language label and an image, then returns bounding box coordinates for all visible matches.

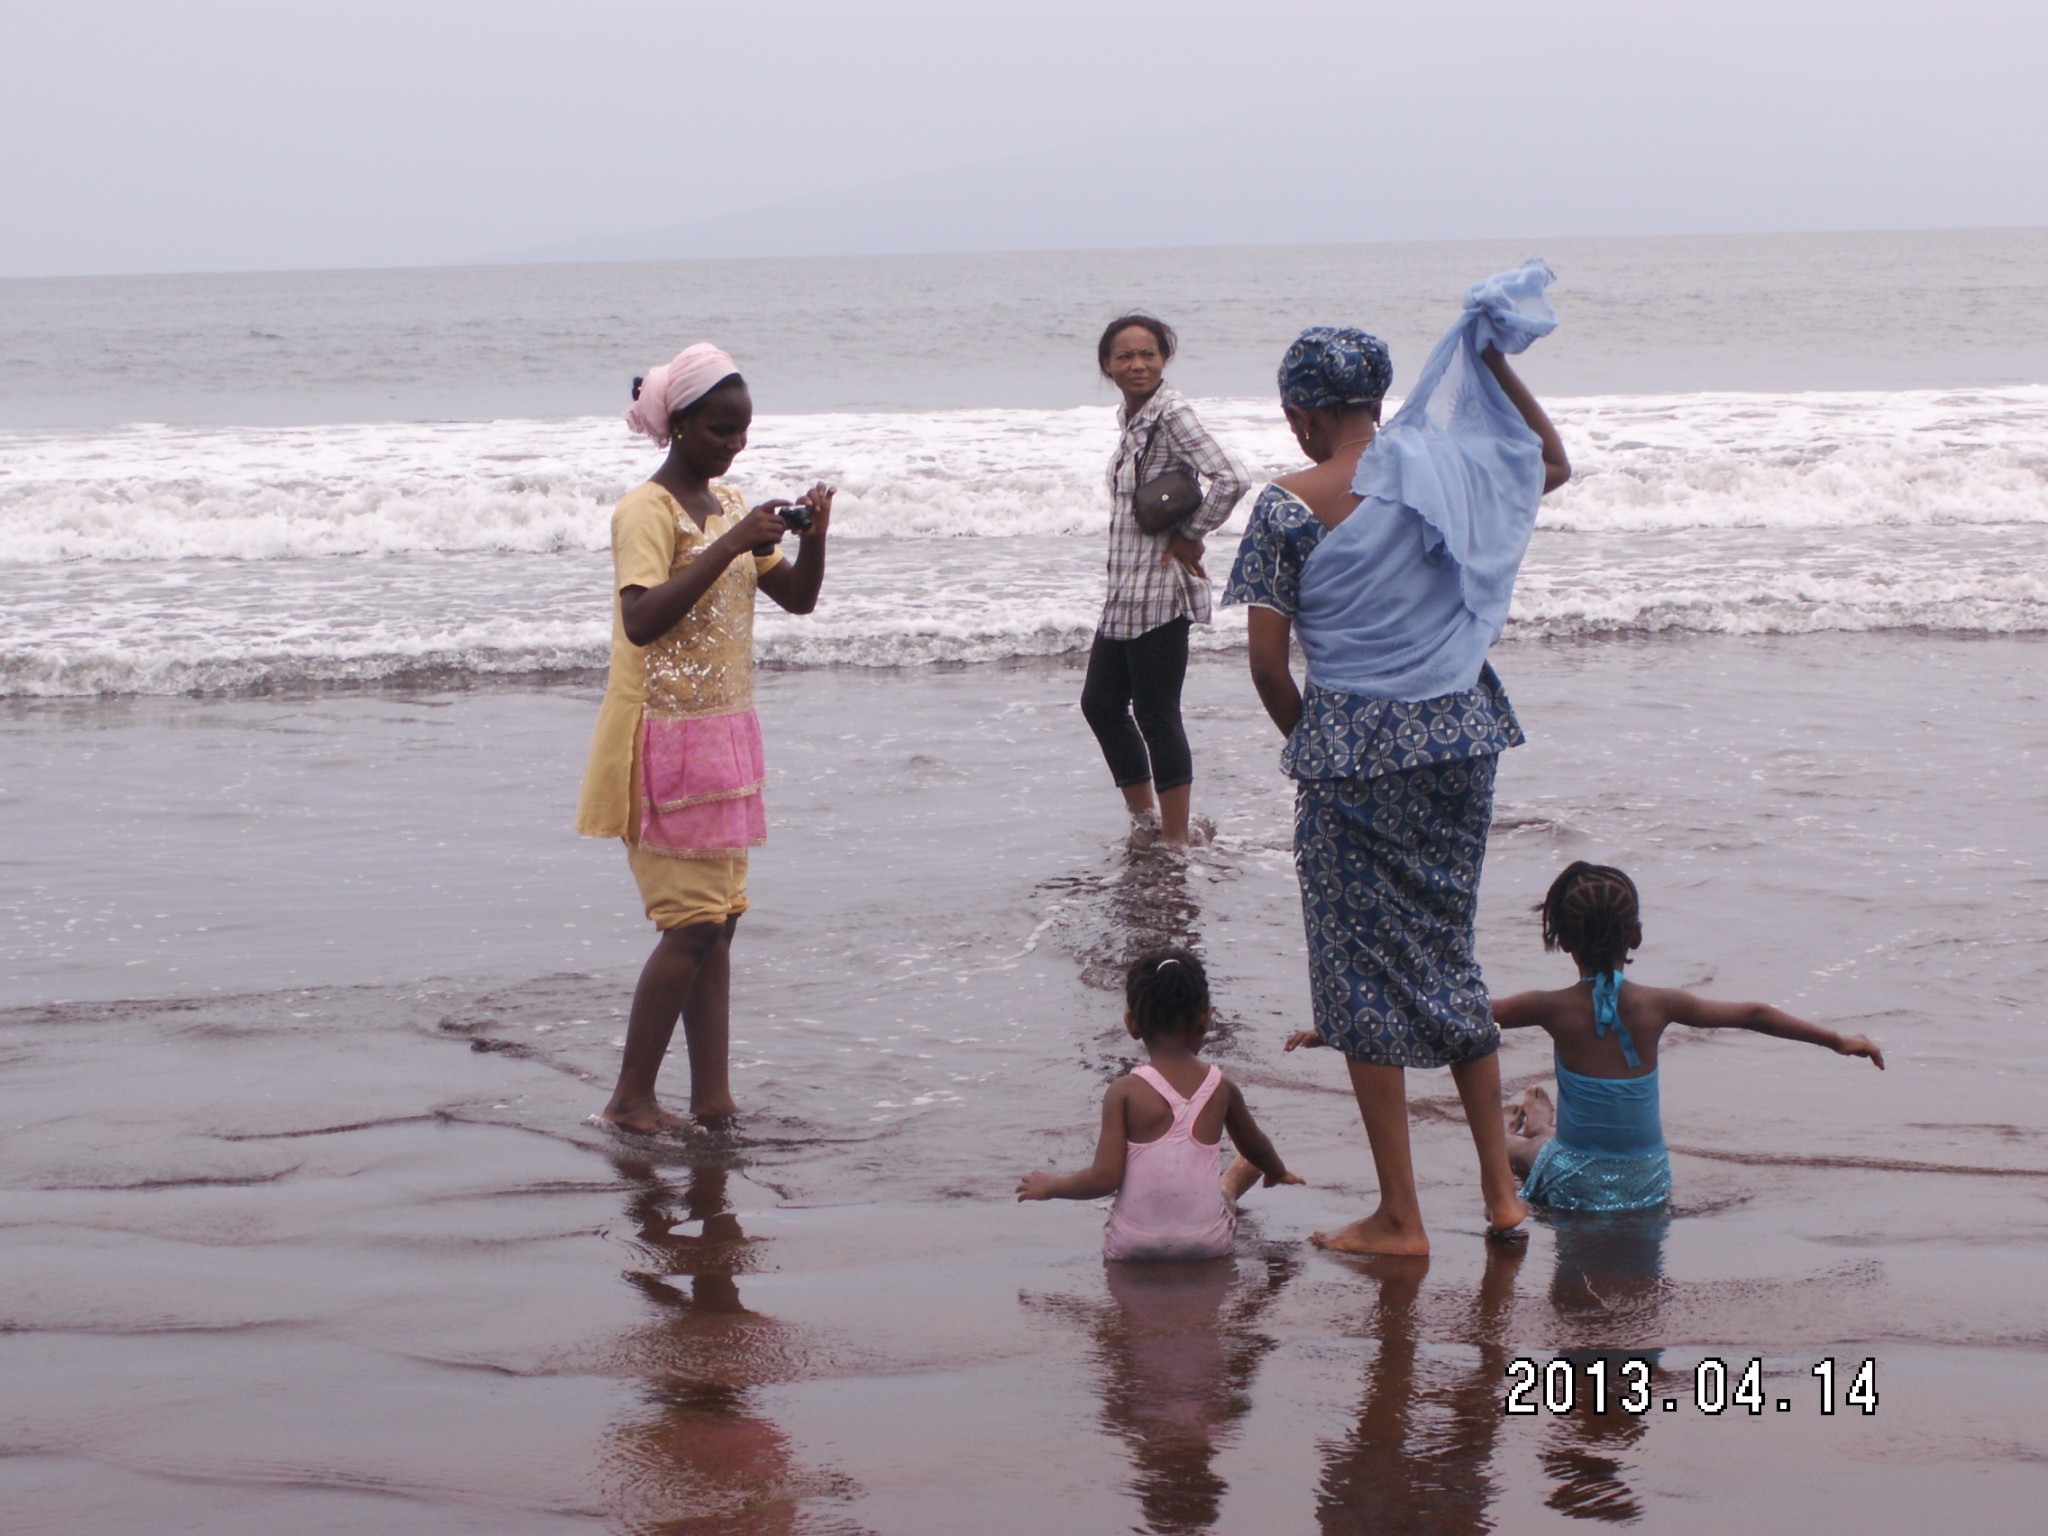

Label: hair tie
[1156,958,1178,972]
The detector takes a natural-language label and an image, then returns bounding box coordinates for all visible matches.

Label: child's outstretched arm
[1665,992,1885,1070]
[1017,1081,1131,1201]
[1222,1081,1304,1188]
[1490,991,1552,1030]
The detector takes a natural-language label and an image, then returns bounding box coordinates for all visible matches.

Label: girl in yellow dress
[576,342,832,1132]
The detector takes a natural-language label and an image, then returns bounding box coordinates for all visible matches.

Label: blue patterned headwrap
[1277,326,1393,412]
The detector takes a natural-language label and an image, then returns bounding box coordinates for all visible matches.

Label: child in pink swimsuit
[1017,950,1302,1260]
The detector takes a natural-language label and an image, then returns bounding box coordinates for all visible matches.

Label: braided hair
[1124,947,1210,1042]
[1539,862,1641,974]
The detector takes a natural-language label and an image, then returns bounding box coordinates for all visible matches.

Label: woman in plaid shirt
[1082,314,1251,847]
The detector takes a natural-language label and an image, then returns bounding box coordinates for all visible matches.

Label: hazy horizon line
[5,222,2042,287]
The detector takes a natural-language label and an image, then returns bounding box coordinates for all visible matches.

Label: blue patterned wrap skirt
[1293,755,1502,1068]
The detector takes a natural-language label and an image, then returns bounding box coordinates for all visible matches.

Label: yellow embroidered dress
[576,482,780,859]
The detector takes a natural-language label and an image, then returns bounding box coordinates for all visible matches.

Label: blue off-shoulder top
[1224,484,1524,782]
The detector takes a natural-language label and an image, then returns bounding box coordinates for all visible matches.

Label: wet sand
[5,635,2047,1533]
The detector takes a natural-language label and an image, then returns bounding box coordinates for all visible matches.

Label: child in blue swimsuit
[1282,860,1887,1209]
[1488,862,1886,1212]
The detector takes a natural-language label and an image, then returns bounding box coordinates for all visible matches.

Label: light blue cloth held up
[1294,260,1557,703]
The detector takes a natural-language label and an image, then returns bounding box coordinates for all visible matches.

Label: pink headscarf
[624,343,740,444]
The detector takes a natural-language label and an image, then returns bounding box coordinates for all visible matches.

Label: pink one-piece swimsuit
[1102,1063,1237,1262]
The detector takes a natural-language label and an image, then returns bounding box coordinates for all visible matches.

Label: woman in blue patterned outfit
[1225,303,1571,1256]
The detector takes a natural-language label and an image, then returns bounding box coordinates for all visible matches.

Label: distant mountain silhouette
[483,99,2048,268]
[482,116,1506,265]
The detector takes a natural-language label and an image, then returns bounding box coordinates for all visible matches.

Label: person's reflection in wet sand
[1537,1213,1671,1523]
[598,1151,817,1536]
[1315,1242,1522,1535]
[1042,1251,1297,1534]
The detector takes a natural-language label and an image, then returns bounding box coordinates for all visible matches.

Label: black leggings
[1080,618,1193,792]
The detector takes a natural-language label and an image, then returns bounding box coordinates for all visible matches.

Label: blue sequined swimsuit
[1519,972,1674,1213]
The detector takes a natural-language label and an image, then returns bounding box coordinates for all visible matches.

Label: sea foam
[5,388,2045,563]
[3,390,2045,696]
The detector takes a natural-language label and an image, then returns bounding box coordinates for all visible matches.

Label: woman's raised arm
[1482,345,1571,493]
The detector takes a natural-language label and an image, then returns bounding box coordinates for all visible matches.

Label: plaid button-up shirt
[1098,382,1252,640]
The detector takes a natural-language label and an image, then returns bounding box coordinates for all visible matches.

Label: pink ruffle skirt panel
[637,709,767,856]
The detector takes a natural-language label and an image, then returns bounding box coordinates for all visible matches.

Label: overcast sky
[3,0,2044,278]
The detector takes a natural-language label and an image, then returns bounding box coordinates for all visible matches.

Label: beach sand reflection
[598,1152,829,1536]
[1033,1251,1298,1533]
[1314,1245,1520,1534]
[1536,1213,1672,1523]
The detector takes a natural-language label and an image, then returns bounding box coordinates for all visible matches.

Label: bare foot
[1311,1209,1431,1257]
[1126,809,1162,849]
[600,1098,686,1135]
[1486,1191,1531,1238]
[1518,1085,1555,1137]
[1503,1086,1556,1140]
[690,1095,740,1124]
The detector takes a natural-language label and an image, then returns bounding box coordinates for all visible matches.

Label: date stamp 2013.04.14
[1504,1356,1879,1418]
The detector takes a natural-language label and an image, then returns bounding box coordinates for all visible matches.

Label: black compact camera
[754,498,818,554]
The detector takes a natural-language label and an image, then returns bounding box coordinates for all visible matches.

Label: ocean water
[8,230,2048,428]
[3,229,2046,698]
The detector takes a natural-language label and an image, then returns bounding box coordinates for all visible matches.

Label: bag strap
[1135,393,1192,477]
[1132,416,1165,484]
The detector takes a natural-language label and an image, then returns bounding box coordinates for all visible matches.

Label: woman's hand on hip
[1162,532,1207,579]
